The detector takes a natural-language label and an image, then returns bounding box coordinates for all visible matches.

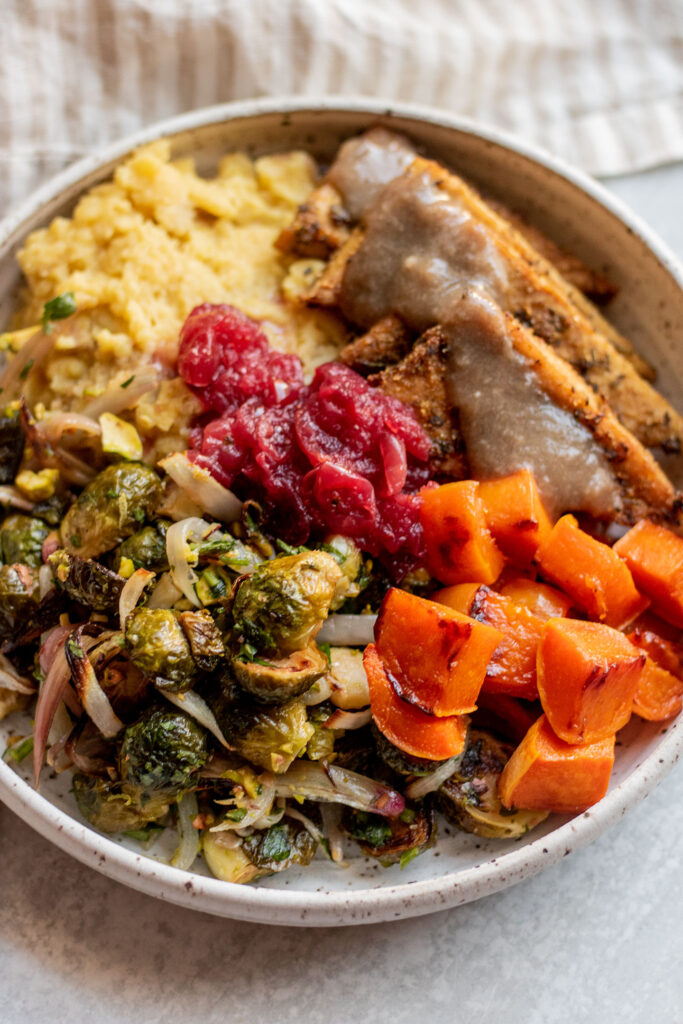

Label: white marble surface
[1,163,683,1024]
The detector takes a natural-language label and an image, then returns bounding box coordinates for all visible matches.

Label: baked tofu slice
[338,314,413,375]
[275,183,352,259]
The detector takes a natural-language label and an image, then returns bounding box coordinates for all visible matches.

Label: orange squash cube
[375,588,503,717]
[536,514,649,628]
[479,469,554,565]
[499,577,573,620]
[437,583,544,700]
[499,714,615,814]
[420,480,504,585]
[614,519,683,628]
[537,618,646,744]
[631,657,683,721]
[363,644,469,760]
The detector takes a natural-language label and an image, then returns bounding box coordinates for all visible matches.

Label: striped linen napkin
[2,0,683,214]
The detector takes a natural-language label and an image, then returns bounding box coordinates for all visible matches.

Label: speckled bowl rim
[1,96,682,927]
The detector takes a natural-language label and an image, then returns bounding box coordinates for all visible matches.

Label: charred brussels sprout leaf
[49,549,124,612]
[232,644,328,704]
[439,730,548,839]
[232,551,343,656]
[60,462,162,559]
[0,514,48,567]
[0,409,25,485]
[346,806,435,866]
[125,607,197,691]
[41,291,77,333]
[202,832,267,884]
[0,564,38,641]
[373,726,445,777]
[242,821,317,872]
[178,609,225,673]
[203,671,314,773]
[72,773,170,833]
[113,521,170,573]
[119,706,208,801]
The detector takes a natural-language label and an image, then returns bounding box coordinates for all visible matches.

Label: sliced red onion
[0,327,55,400]
[404,755,463,800]
[302,674,333,706]
[320,803,346,864]
[0,653,36,695]
[171,791,200,871]
[166,517,217,607]
[158,687,234,750]
[212,772,276,832]
[0,486,35,512]
[41,532,60,563]
[317,614,377,646]
[36,412,101,445]
[147,572,184,610]
[82,365,161,419]
[65,629,123,738]
[159,452,242,524]
[118,567,155,629]
[274,761,404,818]
[33,628,72,785]
[324,707,371,731]
[285,806,325,847]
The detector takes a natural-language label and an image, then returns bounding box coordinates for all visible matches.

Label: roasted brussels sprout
[345,805,435,866]
[113,521,170,574]
[232,645,328,704]
[204,671,314,773]
[178,609,225,673]
[0,408,25,485]
[49,549,124,612]
[439,730,548,839]
[232,551,343,656]
[0,514,48,567]
[72,773,170,833]
[125,607,197,691]
[306,702,342,761]
[0,564,38,641]
[60,462,163,559]
[321,535,365,609]
[373,726,445,777]
[202,831,267,884]
[242,820,317,872]
[119,706,208,802]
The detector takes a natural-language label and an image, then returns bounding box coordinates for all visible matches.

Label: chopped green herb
[66,636,84,659]
[123,823,166,843]
[133,507,146,523]
[260,824,291,862]
[19,359,34,380]
[318,641,332,665]
[275,539,307,555]
[349,811,392,848]
[225,807,247,823]
[69,533,82,547]
[399,847,421,870]
[41,292,77,333]
[120,375,135,389]
[399,808,416,824]
[2,736,34,764]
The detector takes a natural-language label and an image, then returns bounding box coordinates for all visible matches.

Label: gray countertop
[1,164,682,1024]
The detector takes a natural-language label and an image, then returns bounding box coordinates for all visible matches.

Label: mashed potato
[13,140,346,450]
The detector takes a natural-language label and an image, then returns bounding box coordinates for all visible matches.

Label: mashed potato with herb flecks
[13,140,346,449]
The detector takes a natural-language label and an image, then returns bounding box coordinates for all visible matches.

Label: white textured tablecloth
[3,0,683,213]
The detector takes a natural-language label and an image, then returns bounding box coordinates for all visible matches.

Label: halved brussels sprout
[242,820,317,872]
[204,671,314,773]
[232,551,343,655]
[178,609,225,673]
[232,645,328,704]
[49,549,124,612]
[113,521,170,574]
[0,564,38,641]
[125,607,196,691]
[321,535,364,609]
[373,726,444,777]
[202,831,266,884]
[60,462,163,559]
[119,706,208,802]
[0,514,48,567]
[345,805,435,866]
[439,730,548,839]
[72,773,170,833]
[305,702,342,761]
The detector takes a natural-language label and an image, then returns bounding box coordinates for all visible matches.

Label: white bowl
[1,97,681,927]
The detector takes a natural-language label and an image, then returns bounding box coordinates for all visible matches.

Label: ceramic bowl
[0,98,681,926]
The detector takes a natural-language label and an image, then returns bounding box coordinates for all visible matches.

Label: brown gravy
[335,133,618,516]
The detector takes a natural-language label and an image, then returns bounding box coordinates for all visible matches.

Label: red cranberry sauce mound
[178,304,431,572]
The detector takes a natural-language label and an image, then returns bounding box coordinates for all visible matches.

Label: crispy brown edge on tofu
[370,326,469,481]
[275,183,352,259]
[338,314,413,375]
